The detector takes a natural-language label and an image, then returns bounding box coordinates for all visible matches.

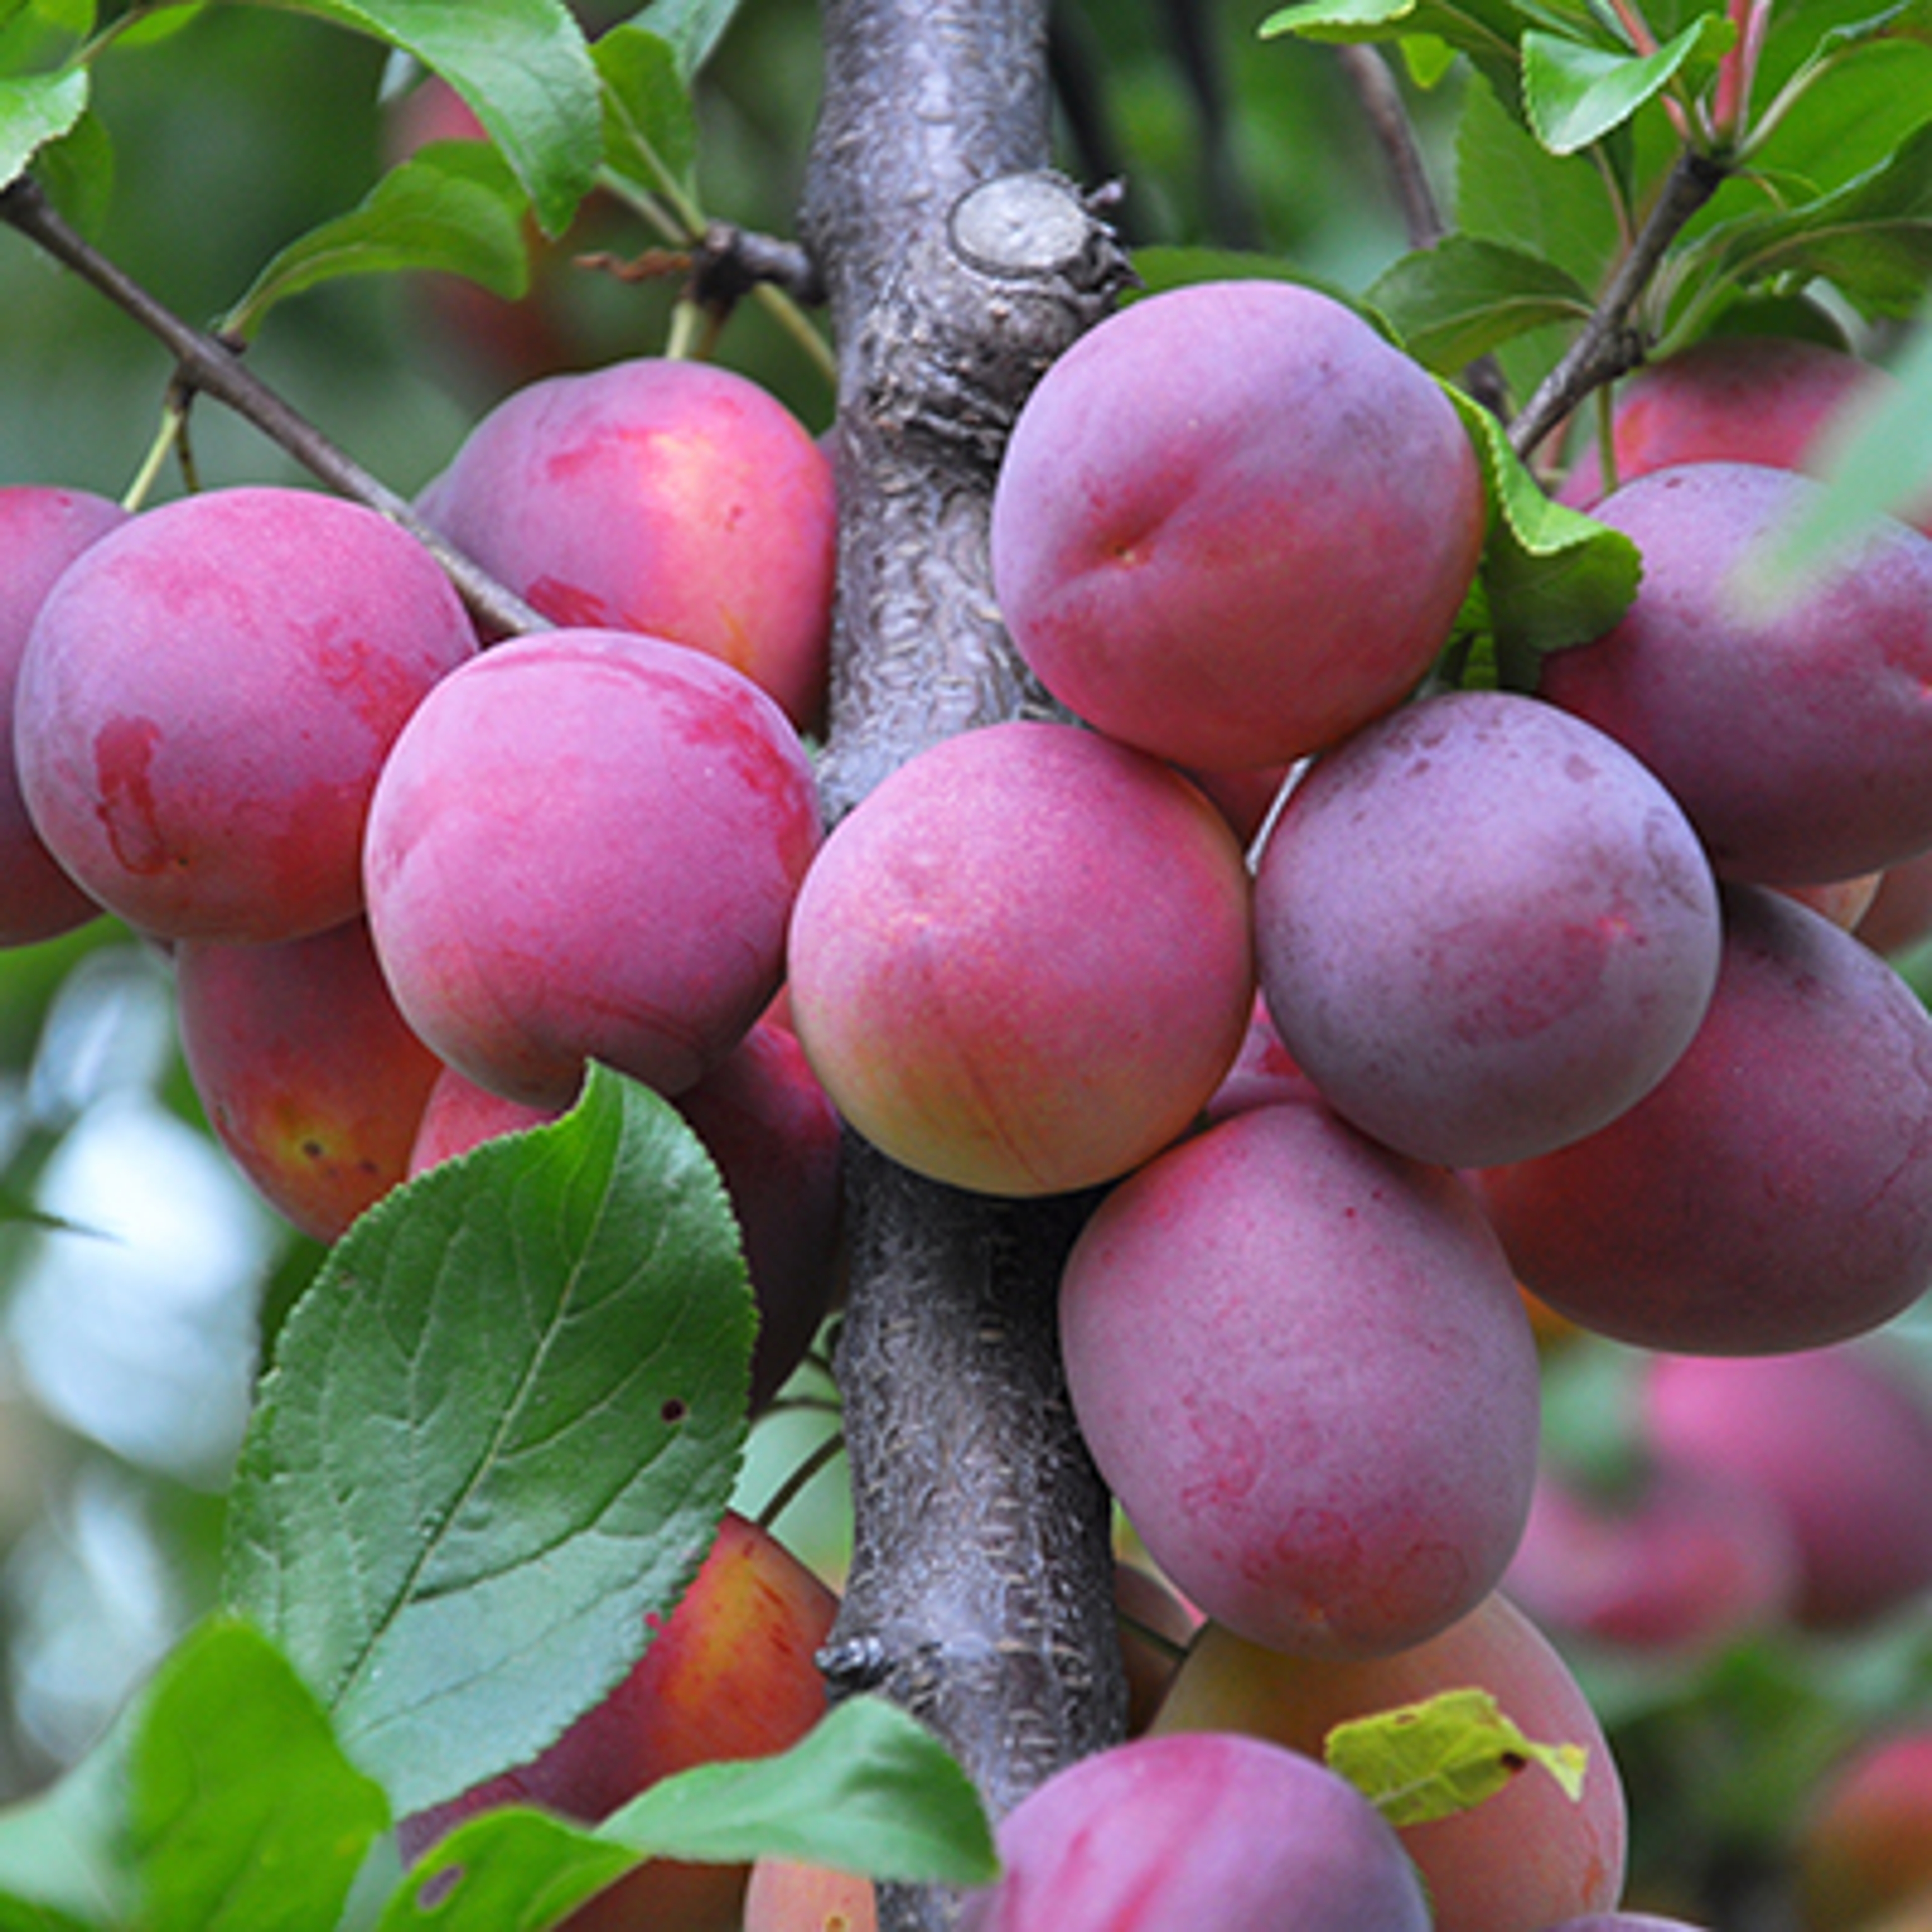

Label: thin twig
[1337,46,1510,419]
[1507,145,1729,460]
[755,1427,847,1534]
[0,174,548,638]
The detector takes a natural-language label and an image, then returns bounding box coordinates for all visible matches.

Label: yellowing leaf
[1325,1686,1589,1827]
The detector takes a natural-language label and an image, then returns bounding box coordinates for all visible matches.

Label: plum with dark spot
[364,628,822,1109]
[1060,1101,1539,1657]
[16,486,475,942]
[1255,690,1722,1167]
[176,918,444,1243]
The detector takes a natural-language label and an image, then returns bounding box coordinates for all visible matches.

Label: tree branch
[1507,145,1729,460]
[0,174,547,639]
[800,9,1135,1926]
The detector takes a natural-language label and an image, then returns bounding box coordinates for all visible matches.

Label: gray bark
[799,7,1136,1925]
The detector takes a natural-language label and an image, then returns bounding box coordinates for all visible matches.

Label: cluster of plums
[8,276,1932,1929]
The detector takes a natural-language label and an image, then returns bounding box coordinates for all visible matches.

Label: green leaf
[132,1621,390,1932]
[1326,1686,1590,1827]
[257,0,600,236]
[1693,116,1932,316]
[1367,235,1593,372]
[223,139,531,340]
[29,100,110,233]
[1455,71,1623,290]
[1262,0,1526,113]
[600,1696,1000,1886]
[595,22,697,205]
[1522,16,1735,155]
[223,1064,755,1820]
[0,65,85,190]
[1444,382,1643,685]
[611,0,744,84]
[373,1809,636,1932]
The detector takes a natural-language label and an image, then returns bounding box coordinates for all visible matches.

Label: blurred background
[2,5,1930,1928]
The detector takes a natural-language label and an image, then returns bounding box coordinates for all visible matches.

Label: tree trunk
[800,5,1134,1925]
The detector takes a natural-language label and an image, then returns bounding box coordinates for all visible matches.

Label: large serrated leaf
[256,0,600,236]
[1368,234,1593,371]
[223,1064,755,1820]
[132,1622,391,1932]
[1521,16,1734,155]
[224,139,531,340]
[1326,1686,1589,1826]
[0,65,85,191]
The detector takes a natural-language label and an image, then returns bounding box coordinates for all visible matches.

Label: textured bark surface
[799,6,1135,1926]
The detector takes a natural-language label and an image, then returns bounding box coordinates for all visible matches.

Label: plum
[16,486,476,943]
[1474,886,1932,1354]
[991,278,1485,772]
[1255,689,1722,1167]
[954,1730,1431,1932]
[1537,461,1932,886]
[176,918,444,1243]
[1558,335,1898,515]
[1641,1345,1932,1630]
[1060,1101,1540,1658]
[1152,1591,1629,1932]
[786,719,1253,1197]
[398,1510,837,1932]
[1796,1728,1932,1930]
[416,356,837,732]
[363,628,822,1109]
[0,485,127,944]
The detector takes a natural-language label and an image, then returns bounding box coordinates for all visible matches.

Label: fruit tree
[4,2,1932,1929]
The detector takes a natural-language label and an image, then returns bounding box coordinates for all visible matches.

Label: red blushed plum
[1558,335,1897,513]
[1501,1461,1799,1656]
[1473,886,1932,1354]
[15,487,475,944]
[408,1020,841,1411]
[1255,690,1722,1168]
[1151,1593,1629,1932]
[415,357,836,731]
[786,719,1253,1198]
[1537,462,1932,886]
[954,1731,1431,1932]
[0,486,127,943]
[743,1860,876,1932]
[673,1018,843,1410]
[990,279,1485,773]
[1641,1345,1932,1631]
[1796,1729,1932,1931]
[399,1511,837,1932]
[1541,1918,1713,1930]
[364,628,822,1110]
[177,918,444,1243]
[1059,1102,1540,1658]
